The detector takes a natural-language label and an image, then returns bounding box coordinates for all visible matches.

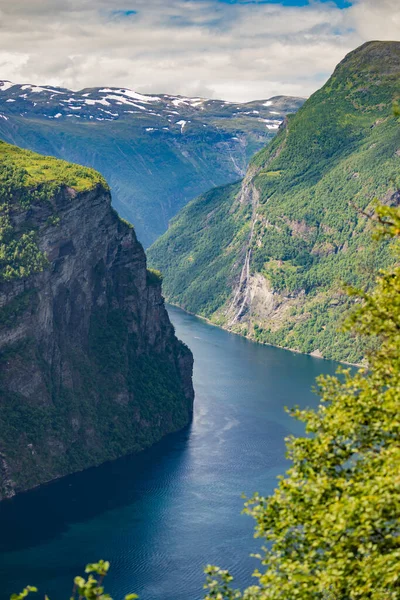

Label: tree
[11,561,137,600]
[204,205,400,599]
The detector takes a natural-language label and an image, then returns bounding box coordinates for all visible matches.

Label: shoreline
[166,301,363,368]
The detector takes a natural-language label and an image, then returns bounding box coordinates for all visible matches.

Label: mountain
[0,140,194,500]
[148,41,400,364]
[0,82,304,247]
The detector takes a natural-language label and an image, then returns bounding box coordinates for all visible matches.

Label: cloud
[0,0,398,101]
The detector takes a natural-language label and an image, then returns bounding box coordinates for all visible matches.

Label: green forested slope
[148,41,400,363]
[0,140,106,281]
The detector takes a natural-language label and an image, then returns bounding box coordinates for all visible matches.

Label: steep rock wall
[0,183,194,500]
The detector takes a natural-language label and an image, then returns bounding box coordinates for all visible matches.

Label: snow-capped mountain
[0,80,304,245]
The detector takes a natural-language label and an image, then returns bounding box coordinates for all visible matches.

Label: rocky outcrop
[0,183,194,500]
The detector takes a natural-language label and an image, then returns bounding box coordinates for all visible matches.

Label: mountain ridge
[0,81,304,246]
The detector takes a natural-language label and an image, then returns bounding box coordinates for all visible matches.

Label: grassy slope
[0,139,106,191]
[0,140,107,281]
[148,41,400,363]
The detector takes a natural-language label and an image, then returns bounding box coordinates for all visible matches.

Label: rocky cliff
[0,141,194,500]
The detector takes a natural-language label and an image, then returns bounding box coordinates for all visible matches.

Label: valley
[0,83,303,247]
[0,12,399,597]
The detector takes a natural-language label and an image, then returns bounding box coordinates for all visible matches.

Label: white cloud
[0,0,398,101]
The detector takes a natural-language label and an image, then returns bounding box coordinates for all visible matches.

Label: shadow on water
[0,422,193,554]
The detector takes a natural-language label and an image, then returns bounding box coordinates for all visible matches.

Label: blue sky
[0,0,398,101]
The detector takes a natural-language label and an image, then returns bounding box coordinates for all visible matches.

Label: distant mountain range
[0,82,304,246]
[148,41,400,363]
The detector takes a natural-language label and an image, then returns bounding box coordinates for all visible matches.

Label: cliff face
[0,153,194,500]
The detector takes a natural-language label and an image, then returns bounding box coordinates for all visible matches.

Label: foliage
[148,41,400,362]
[0,140,108,281]
[0,140,107,194]
[12,561,137,600]
[146,267,163,285]
[10,586,38,600]
[203,206,400,599]
[148,181,250,314]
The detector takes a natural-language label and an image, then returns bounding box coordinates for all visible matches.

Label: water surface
[0,306,340,600]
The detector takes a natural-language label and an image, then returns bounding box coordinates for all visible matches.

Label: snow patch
[260,117,281,130]
[100,88,160,103]
[124,91,160,103]
[101,109,119,117]
[103,94,141,107]
[6,99,15,103]
[0,81,15,92]
[54,113,62,118]
[85,98,110,106]
[20,85,48,93]
[172,98,190,107]
[263,100,273,107]
[176,119,188,133]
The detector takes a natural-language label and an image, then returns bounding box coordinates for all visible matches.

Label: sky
[0,0,398,102]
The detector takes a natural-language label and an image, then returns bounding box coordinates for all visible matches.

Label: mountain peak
[148,41,400,363]
[337,40,400,76]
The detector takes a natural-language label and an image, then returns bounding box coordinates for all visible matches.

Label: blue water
[0,305,340,600]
